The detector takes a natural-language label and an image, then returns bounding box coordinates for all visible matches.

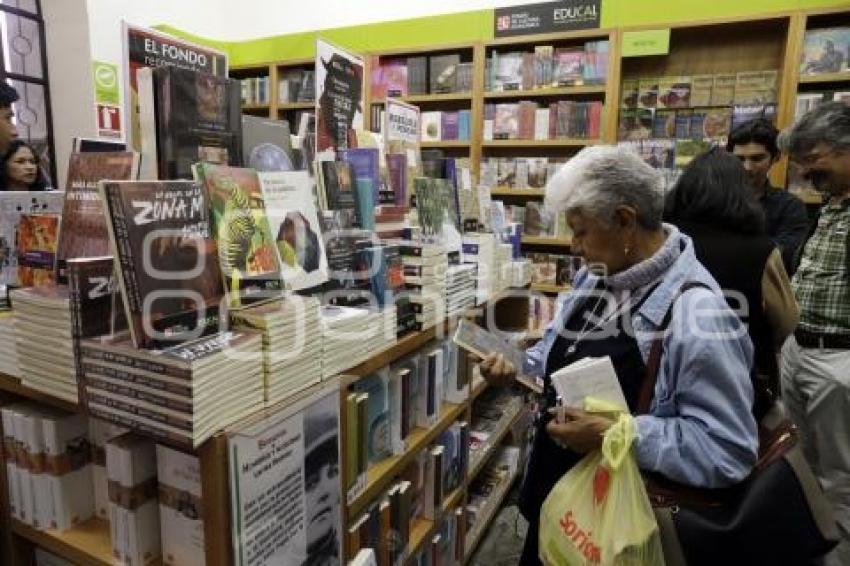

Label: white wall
[43,0,97,186]
[201,0,543,41]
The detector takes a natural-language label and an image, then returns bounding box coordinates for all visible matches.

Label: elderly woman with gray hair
[479,145,759,565]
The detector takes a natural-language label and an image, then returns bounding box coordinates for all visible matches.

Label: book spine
[86,391,194,432]
[81,360,193,397]
[85,374,194,414]
[101,185,146,348]
[79,347,192,380]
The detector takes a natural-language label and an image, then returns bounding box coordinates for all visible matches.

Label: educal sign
[495,0,601,37]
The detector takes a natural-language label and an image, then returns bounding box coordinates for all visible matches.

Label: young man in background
[728,118,810,275]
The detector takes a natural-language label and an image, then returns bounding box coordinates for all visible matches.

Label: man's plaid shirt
[793,198,850,336]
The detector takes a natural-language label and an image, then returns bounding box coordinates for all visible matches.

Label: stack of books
[230,297,324,405]
[10,286,77,403]
[2,403,94,530]
[106,433,161,565]
[79,331,265,448]
[462,234,498,305]
[0,311,19,377]
[157,444,205,566]
[321,306,381,378]
[444,264,477,317]
[88,418,127,520]
[277,68,315,103]
[400,242,448,331]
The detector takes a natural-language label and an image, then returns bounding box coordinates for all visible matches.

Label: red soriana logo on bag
[593,466,610,505]
[559,511,602,563]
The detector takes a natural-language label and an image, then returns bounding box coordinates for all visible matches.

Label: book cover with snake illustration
[195,164,284,307]
[100,180,224,349]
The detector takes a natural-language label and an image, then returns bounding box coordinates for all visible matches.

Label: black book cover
[100,181,225,349]
[154,66,243,179]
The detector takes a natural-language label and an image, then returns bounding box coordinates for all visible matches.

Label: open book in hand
[550,356,628,411]
[453,319,543,394]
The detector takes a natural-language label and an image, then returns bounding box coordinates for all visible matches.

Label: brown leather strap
[637,281,711,415]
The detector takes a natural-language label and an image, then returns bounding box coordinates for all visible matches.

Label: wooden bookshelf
[11,518,114,566]
[471,376,488,401]
[482,138,598,148]
[491,187,545,197]
[374,93,474,104]
[241,103,271,111]
[530,283,571,294]
[484,85,607,99]
[349,401,467,517]
[420,140,472,149]
[797,71,850,85]
[0,373,79,414]
[407,517,434,560]
[468,404,525,482]
[520,235,572,247]
[443,485,466,513]
[463,472,520,563]
[277,101,314,110]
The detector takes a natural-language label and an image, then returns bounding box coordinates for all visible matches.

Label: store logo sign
[494,0,601,37]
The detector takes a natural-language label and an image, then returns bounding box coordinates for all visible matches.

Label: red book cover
[56,152,139,277]
[383,58,408,98]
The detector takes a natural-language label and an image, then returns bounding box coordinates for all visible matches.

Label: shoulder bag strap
[637,281,711,415]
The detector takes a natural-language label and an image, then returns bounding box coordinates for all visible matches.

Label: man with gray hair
[780,101,850,566]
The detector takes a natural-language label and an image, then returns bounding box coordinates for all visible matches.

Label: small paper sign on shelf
[453,319,543,394]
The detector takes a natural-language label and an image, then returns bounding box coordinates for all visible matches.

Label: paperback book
[195,164,285,307]
[258,170,329,291]
[100,180,225,348]
[56,152,140,277]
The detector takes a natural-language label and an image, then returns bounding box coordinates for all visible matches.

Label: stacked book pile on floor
[230,296,323,405]
[444,264,477,317]
[10,286,77,403]
[78,330,265,448]
[400,242,448,331]
[0,311,19,377]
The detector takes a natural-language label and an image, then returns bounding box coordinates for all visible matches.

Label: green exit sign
[622,29,671,57]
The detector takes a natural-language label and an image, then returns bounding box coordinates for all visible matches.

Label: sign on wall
[121,22,228,150]
[96,104,122,139]
[315,39,364,157]
[494,0,601,38]
[622,29,671,57]
[92,61,120,105]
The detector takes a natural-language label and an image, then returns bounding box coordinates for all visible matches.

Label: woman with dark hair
[0,140,48,191]
[665,147,798,417]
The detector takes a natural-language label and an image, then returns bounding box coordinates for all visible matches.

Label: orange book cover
[16,213,60,287]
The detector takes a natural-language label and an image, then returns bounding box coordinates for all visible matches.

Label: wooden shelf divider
[520,235,572,247]
[482,139,598,148]
[530,283,571,294]
[491,187,545,197]
[11,519,113,566]
[277,101,314,110]
[483,85,606,99]
[797,71,850,84]
[420,140,472,149]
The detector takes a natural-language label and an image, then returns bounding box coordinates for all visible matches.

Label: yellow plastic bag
[539,399,665,566]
